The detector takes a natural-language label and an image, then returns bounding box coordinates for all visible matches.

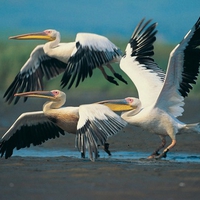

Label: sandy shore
[1,156,200,200]
[0,94,200,200]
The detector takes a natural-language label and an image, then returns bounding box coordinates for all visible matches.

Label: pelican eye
[126,97,134,104]
[52,90,59,96]
[44,30,52,34]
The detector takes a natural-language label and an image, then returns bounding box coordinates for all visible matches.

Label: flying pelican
[0,90,127,161]
[4,30,127,104]
[98,17,200,159]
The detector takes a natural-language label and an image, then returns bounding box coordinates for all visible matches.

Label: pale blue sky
[0,0,200,43]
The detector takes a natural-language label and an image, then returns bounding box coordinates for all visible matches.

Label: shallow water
[12,148,200,163]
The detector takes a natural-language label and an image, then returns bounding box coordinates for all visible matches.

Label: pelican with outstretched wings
[4,30,127,104]
[0,90,127,161]
[99,17,200,159]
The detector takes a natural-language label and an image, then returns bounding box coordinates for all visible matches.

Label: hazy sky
[1,0,200,43]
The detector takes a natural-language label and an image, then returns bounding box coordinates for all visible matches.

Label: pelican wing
[155,17,200,117]
[120,19,165,108]
[0,111,65,159]
[61,33,122,89]
[75,104,127,161]
[3,45,67,104]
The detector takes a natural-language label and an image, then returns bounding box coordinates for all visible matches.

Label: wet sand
[0,93,200,200]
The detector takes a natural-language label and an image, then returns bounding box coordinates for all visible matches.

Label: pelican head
[97,97,140,112]
[15,90,66,104]
[9,29,58,41]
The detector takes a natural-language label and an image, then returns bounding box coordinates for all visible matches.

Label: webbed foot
[107,76,119,85]
[147,151,160,159]
[155,150,168,159]
[114,73,128,84]
[81,152,85,158]
[103,143,111,156]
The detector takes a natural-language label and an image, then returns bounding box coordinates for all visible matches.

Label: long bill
[97,99,136,111]
[9,31,55,41]
[14,91,56,100]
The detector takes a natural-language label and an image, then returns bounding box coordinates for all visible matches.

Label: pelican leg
[98,66,118,85]
[155,139,176,159]
[97,143,111,157]
[106,64,128,84]
[148,136,166,159]
[103,143,111,156]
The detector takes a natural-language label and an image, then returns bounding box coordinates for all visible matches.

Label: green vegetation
[0,38,200,99]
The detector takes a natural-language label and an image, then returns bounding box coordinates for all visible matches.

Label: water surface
[12,148,200,163]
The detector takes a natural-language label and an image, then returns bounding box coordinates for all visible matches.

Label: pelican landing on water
[4,30,127,104]
[99,17,200,159]
[0,90,127,161]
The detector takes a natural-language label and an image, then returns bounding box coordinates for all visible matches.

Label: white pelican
[4,30,127,104]
[98,17,200,159]
[0,90,127,161]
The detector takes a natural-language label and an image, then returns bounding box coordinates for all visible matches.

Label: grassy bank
[0,37,200,99]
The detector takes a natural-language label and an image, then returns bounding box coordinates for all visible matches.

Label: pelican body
[99,18,200,159]
[0,90,127,161]
[4,30,127,104]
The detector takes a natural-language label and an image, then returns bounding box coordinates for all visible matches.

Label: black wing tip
[3,91,28,105]
[130,18,157,41]
[76,116,126,161]
[3,58,67,104]
[195,17,200,28]
[0,122,65,159]
[0,141,13,159]
[177,16,200,98]
[127,18,158,61]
